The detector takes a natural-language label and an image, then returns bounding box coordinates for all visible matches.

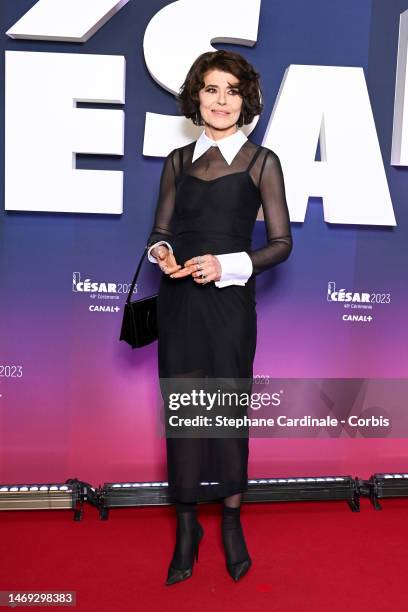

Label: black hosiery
[170,501,200,570]
[222,505,250,565]
[223,492,242,508]
[175,500,197,513]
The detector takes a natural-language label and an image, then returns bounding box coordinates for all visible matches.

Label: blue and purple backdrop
[1,0,407,485]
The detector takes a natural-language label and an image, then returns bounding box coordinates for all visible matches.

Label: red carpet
[1,498,407,611]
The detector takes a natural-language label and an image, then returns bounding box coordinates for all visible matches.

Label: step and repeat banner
[1,0,407,485]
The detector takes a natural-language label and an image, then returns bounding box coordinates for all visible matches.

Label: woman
[146,50,292,585]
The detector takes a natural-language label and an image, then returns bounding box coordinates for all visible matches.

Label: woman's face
[198,69,243,128]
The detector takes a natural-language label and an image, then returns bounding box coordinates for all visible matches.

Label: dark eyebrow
[205,83,240,88]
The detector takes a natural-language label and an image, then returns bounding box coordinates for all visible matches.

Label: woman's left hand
[169,254,222,284]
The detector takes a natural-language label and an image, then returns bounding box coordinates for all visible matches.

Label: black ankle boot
[166,503,203,586]
[222,505,252,582]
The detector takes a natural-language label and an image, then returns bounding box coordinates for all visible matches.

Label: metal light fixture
[0,478,96,520]
[368,473,408,510]
[244,476,359,511]
[98,475,359,518]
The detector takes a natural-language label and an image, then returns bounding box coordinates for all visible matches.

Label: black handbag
[119,247,158,348]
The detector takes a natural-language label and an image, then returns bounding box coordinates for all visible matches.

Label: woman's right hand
[151,245,182,275]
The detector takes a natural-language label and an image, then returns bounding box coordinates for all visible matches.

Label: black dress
[147,138,292,503]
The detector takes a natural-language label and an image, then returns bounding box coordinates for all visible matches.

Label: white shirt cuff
[213,252,253,288]
[147,240,173,263]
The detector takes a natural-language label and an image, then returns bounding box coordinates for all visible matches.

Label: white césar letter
[391,8,408,166]
[6,0,130,43]
[5,51,125,214]
[262,64,396,226]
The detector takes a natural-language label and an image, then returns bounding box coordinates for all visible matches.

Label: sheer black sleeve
[246,149,293,275]
[146,149,178,249]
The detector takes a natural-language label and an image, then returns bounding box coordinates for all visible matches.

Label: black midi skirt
[157,261,257,503]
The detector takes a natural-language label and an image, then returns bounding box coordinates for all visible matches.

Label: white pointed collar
[192,128,248,166]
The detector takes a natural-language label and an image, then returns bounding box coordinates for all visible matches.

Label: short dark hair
[177,50,263,127]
